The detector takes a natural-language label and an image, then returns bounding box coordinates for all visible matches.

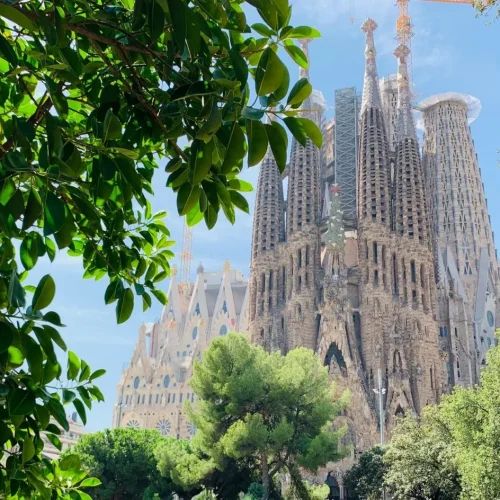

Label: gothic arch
[393,350,403,373]
[324,342,347,375]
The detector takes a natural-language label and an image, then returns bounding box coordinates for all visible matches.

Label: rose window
[156,419,172,436]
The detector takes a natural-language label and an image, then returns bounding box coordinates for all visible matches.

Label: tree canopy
[0,0,320,496]
[343,447,386,500]
[68,427,173,500]
[184,333,348,499]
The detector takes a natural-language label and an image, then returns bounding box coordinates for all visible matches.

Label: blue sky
[34,0,500,431]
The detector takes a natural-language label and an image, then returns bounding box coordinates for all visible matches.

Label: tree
[383,407,461,500]
[439,332,500,500]
[343,447,387,500]
[156,438,259,500]
[476,0,500,19]
[187,333,348,500]
[68,427,173,500]
[0,0,320,495]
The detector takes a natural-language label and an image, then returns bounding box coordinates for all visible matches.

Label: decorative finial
[171,265,178,277]
[223,260,230,272]
[197,261,204,274]
[394,43,417,140]
[361,18,378,34]
[394,43,410,60]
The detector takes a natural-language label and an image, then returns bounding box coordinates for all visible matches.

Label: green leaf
[60,454,81,471]
[0,33,17,68]
[80,477,102,488]
[8,269,26,309]
[167,0,187,52]
[45,324,67,351]
[24,335,43,383]
[43,311,64,326]
[73,398,87,425]
[255,47,287,96]
[105,280,124,305]
[242,106,265,120]
[286,26,321,39]
[0,4,36,30]
[283,116,307,147]
[0,321,14,353]
[142,292,152,312]
[44,191,65,236]
[299,117,323,148]
[22,435,35,463]
[22,189,42,230]
[229,191,250,214]
[33,326,57,364]
[186,202,204,227]
[228,179,253,192]
[20,233,41,271]
[89,369,106,381]
[47,398,69,431]
[220,122,246,174]
[204,205,218,230]
[151,288,168,305]
[148,0,165,41]
[229,47,249,89]
[116,288,134,324]
[67,351,81,380]
[32,275,56,311]
[246,119,268,167]
[284,43,308,69]
[265,121,288,172]
[9,388,35,415]
[251,23,276,37]
[62,389,76,404]
[59,46,83,75]
[8,346,24,367]
[287,78,312,106]
[177,183,201,216]
[103,109,122,141]
[191,140,214,185]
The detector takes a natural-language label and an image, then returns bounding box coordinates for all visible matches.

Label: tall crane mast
[177,221,193,296]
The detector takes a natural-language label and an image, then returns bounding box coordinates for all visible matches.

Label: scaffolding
[334,87,360,223]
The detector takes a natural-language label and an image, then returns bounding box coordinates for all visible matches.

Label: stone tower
[284,39,322,351]
[420,92,499,379]
[249,122,286,351]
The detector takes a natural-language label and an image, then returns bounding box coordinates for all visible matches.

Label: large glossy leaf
[255,48,287,96]
[265,121,288,172]
[284,42,308,69]
[32,275,56,311]
[287,78,312,107]
[246,119,268,167]
[286,26,321,39]
[116,288,134,324]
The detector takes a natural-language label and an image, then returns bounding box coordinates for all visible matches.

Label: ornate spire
[361,19,382,113]
[298,39,312,80]
[394,43,417,140]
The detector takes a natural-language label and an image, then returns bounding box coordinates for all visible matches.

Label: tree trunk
[261,453,270,500]
[288,463,310,500]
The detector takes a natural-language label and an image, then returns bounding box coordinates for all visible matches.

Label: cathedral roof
[360,19,383,113]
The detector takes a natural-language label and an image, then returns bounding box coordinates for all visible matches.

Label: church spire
[394,44,417,140]
[361,19,382,113]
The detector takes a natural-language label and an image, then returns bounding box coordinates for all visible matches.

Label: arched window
[133,376,140,389]
[222,300,227,313]
[219,325,228,336]
[195,303,200,315]
[192,326,198,340]
[392,253,399,295]
[163,375,170,388]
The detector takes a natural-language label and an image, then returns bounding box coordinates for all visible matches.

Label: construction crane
[177,220,193,296]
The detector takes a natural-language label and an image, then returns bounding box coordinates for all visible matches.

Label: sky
[33,0,500,431]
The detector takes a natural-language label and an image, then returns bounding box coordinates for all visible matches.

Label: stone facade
[112,263,249,439]
[248,18,499,461]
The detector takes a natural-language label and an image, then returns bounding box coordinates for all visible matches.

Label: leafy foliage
[0,0,320,496]
[67,427,173,500]
[438,331,500,500]
[187,333,348,499]
[343,447,387,500]
[384,407,462,500]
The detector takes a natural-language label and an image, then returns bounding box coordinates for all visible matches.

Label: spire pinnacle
[361,19,382,113]
[298,39,312,80]
[394,43,417,140]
